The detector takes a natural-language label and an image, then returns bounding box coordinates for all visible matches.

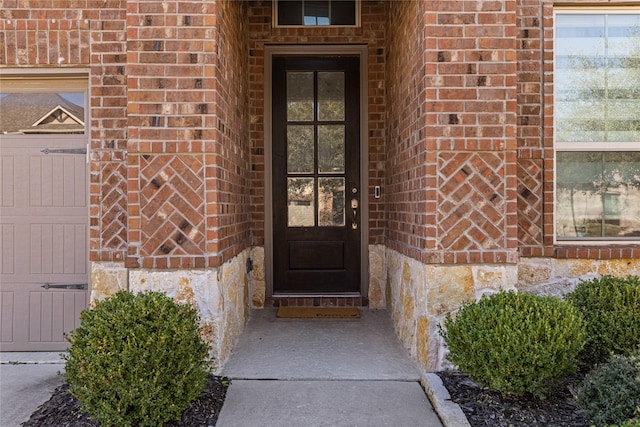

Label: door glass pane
[318,72,344,121]
[0,92,85,135]
[288,178,315,227]
[318,125,344,173]
[287,125,314,173]
[318,178,345,226]
[287,72,314,121]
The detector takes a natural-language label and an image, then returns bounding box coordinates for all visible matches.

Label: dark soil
[437,370,591,427]
[21,375,229,427]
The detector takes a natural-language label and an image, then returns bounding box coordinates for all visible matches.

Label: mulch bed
[21,375,229,427]
[436,370,591,427]
[23,370,591,426]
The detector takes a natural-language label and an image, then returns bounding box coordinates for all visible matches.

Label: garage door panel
[30,223,87,275]
[30,155,86,208]
[0,224,15,275]
[0,292,14,343]
[28,291,85,344]
[29,291,45,342]
[0,135,88,351]
[0,155,15,207]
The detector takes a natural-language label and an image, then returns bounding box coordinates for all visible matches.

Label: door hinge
[40,148,87,155]
[41,283,88,290]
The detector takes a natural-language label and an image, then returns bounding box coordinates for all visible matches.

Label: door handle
[351,198,358,229]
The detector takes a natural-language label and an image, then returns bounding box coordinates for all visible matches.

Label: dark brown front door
[272,56,360,293]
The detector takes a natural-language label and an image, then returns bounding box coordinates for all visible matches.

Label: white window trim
[553,8,640,245]
[272,0,361,28]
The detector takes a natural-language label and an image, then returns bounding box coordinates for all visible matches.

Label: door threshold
[266,294,368,308]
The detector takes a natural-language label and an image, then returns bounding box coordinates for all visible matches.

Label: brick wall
[387,0,519,265]
[90,3,128,263]
[0,1,129,264]
[246,0,387,247]
[125,0,250,269]
[3,0,637,275]
[516,0,553,258]
[210,1,251,263]
[385,0,429,261]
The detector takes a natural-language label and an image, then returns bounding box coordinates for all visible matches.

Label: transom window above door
[275,0,359,27]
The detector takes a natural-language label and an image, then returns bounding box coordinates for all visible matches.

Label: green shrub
[567,275,640,366]
[577,351,640,427]
[439,290,586,398]
[63,291,211,427]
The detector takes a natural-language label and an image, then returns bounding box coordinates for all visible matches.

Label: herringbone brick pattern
[517,159,543,247]
[437,152,506,252]
[138,154,206,258]
[100,162,128,255]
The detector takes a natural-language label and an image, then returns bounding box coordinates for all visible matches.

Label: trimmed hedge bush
[577,351,640,427]
[64,291,211,427]
[615,419,640,427]
[567,275,640,367]
[439,290,586,398]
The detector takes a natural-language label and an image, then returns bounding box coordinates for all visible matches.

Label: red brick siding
[516,0,553,258]
[429,0,519,264]
[385,0,429,262]
[91,4,129,263]
[387,0,519,264]
[0,1,129,264]
[3,0,637,267]
[125,0,250,269]
[247,0,387,247]
[209,0,251,264]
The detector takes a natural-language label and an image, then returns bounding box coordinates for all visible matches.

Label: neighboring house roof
[0,93,84,134]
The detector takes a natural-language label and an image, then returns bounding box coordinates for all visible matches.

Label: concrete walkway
[0,310,469,426]
[0,352,65,427]
[218,309,444,426]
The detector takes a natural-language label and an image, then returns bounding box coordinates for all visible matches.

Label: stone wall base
[386,248,518,374]
[517,257,640,297]
[90,248,252,372]
[386,248,640,375]
[90,247,640,375]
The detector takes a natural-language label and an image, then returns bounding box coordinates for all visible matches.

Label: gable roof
[0,93,85,134]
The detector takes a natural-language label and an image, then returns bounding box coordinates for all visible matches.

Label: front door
[272,56,360,293]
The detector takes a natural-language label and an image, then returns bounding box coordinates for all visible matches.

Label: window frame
[273,0,361,28]
[553,8,640,245]
[0,70,89,138]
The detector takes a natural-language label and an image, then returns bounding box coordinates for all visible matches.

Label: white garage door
[0,85,89,351]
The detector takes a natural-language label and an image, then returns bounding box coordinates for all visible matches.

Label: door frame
[264,45,369,298]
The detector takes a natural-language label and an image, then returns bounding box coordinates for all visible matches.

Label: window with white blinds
[555,11,640,242]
